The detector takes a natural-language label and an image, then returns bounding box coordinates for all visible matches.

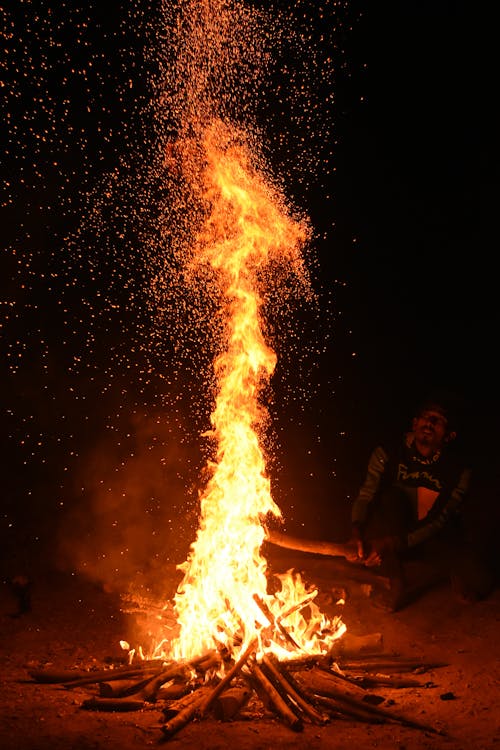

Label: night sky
[1,1,497,582]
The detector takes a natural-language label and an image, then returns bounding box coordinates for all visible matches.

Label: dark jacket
[351,432,471,549]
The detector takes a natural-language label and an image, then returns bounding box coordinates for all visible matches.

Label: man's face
[412,409,450,455]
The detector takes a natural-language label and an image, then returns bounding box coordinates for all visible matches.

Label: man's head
[412,395,459,457]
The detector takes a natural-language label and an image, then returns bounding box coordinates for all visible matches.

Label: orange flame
[168,121,345,663]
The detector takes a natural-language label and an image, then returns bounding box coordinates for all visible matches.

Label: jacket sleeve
[406,466,472,548]
[351,445,389,530]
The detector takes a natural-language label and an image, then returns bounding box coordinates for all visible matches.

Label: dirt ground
[1,548,499,750]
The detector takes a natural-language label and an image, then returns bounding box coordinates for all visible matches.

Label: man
[349,393,494,611]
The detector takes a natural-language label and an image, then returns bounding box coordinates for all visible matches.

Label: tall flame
[169,121,345,662]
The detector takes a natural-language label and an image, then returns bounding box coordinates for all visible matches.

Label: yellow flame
[168,121,345,663]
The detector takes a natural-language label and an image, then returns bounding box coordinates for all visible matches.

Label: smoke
[56,408,203,599]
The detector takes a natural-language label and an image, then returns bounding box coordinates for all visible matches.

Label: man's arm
[351,444,389,558]
[351,444,389,529]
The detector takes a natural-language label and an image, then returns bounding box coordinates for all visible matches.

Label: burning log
[260,654,329,725]
[252,594,300,650]
[250,661,303,732]
[200,636,258,715]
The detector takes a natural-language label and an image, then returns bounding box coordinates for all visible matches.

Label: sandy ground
[1,548,499,750]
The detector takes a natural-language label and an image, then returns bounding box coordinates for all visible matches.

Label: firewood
[161,687,211,739]
[200,636,258,716]
[29,668,89,684]
[62,664,164,688]
[339,659,449,673]
[99,678,145,698]
[212,686,252,720]
[261,654,329,725]
[250,662,303,732]
[81,696,146,712]
[265,529,355,558]
[330,631,384,658]
[156,682,191,701]
[299,666,380,701]
[296,669,445,735]
[252,594,300,650]
[313,693,386,723]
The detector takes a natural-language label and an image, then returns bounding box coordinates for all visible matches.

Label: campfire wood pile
[28,630,449,740]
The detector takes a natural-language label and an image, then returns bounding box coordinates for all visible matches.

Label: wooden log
[339,659,449,673]
[352,674,430,689]
[99,678,145,698]
[299,667,379,701]
[296,669,445,735]
[253,594,300,650]
[200,637,258,716]
[250,662,303,732]
[156,682,191,701]
[261,655,329,725]
[212,686,252,721]
[29,668,89,684]
[161,687,211,739]
[330,632,384,658]
[63,665,163,688]
[313,694,386,723]
[81,696,146,712]
[265,529,356,559]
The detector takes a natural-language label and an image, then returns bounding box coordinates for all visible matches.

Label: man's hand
[363,535,403,567]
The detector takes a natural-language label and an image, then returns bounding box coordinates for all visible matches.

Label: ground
[1,549,499,750]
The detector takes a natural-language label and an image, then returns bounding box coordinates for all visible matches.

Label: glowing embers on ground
[159,120,346,666]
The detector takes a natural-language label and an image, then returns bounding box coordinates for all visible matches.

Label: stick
[339,659,449,673]
[200,637,258,716]
[251,662,303,732]
[330,632,384,658]
[261,654,329,725]
[81,697,146,712]
[29,669,89,684]
[253,594,300,650]
[63,665,164,688]
[296,670,445,735]
[161,687,211,740]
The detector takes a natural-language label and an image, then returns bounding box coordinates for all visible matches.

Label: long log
[81,696,146,712]
[296,669,445,735]
[330,631,384,658]
[265,529,355,559]
[261,654,329,725]
[339,659,449,673]
[29,668,89,684]
[251,662,303,732]
[200,637,258,716]
[161,687,211,740]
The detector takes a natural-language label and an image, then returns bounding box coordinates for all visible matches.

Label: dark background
[1,1,498,584]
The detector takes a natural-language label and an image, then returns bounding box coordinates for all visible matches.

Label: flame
[167,121,345,664]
